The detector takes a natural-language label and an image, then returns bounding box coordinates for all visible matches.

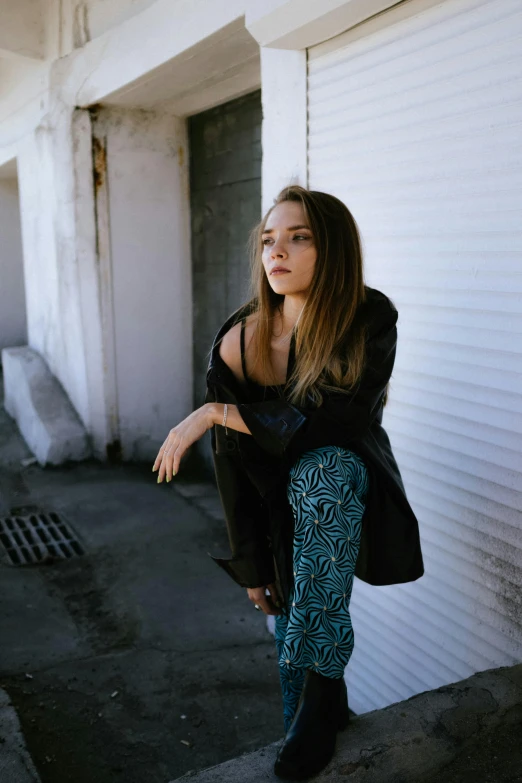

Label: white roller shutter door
[308,0,522,714]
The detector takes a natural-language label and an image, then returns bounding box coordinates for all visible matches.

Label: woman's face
[261,201,317,298]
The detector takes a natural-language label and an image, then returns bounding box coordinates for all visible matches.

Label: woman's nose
[271,243,287,259]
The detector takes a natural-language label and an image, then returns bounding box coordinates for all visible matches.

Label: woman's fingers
[162,447,181,482]
[169,437,186,478]
[153,407,212,481]
[267,583,282,611]
[265,596,283,616]
[154,432,181,482]
[247,586,282,616]
[164,438,186,481]
[255,595,279,615]
[162,441,173,482]
[260,598,274,615]
[152,439,169,474]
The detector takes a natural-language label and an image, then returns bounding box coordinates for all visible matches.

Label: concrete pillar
[16,112,91,430]
[14,105,192,464]
[89,107,192,462]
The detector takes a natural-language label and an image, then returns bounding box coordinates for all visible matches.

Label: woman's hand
[247,583,283,616]
[153,404,214,482]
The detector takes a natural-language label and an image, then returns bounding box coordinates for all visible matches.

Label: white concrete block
[1,346,91,466]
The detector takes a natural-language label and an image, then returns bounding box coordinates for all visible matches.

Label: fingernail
[166,476,171,483]
[173,470,176,477]
[157,476,162,484]
[152,466,156,472]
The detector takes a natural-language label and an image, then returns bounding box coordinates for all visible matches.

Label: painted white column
[260,47,307,215]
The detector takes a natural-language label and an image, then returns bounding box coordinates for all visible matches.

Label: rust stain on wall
[92,135,107,192]
[178,145,185,168]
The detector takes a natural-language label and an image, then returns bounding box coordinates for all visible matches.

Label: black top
[239,317,293,402]
[205,287,425,611]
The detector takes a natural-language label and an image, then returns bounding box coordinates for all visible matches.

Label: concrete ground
[0,379,285,783]
[173,664,522,783]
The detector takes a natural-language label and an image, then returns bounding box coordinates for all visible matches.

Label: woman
[153,185,424,780]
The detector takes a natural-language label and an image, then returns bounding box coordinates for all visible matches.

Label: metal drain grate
[0,512,84,566]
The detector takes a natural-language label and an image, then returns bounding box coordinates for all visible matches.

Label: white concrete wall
[95,107,192,461]
[0,176,27,352]
[0,0,44,60]
[17,128,61,370]
[260,48,307,214]
[80,0,158,41]
[0,59,49,152]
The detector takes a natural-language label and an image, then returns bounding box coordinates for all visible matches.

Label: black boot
[274,669,349,780]
[338,676,350,731]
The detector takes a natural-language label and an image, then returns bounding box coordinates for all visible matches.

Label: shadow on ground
[0,390,284,782]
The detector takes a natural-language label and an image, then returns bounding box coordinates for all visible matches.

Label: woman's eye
[262,235,311,245]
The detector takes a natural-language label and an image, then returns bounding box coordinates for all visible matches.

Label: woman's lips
[271,269,290,275]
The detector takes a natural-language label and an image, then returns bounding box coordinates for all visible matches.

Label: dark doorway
[189,90,262,472]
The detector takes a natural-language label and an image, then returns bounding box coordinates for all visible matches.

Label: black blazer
[204,286,424,612]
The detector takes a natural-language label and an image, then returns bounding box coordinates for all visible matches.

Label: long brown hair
[244,185,369,407]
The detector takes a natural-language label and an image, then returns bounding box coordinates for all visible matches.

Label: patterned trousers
[274,445,369,732]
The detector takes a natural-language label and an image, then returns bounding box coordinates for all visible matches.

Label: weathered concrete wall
[16,109,91,435]
[12,104,192,463]
[73,0,158,43]
[189,91,262,471]
[92,107,192,461]
[0,176,27,353]
[0,59,49,152]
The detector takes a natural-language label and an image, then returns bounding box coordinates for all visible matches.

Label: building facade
[0,0,521,714]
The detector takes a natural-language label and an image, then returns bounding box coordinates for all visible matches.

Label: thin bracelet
[222,403,228,434]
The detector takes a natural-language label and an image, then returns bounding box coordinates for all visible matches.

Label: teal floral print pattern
[274,445,368,731]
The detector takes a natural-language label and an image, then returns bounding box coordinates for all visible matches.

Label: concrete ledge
[171,664,522,782]
[245,0,400,49]
[1,347,91,466]
[0,689,41,783]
